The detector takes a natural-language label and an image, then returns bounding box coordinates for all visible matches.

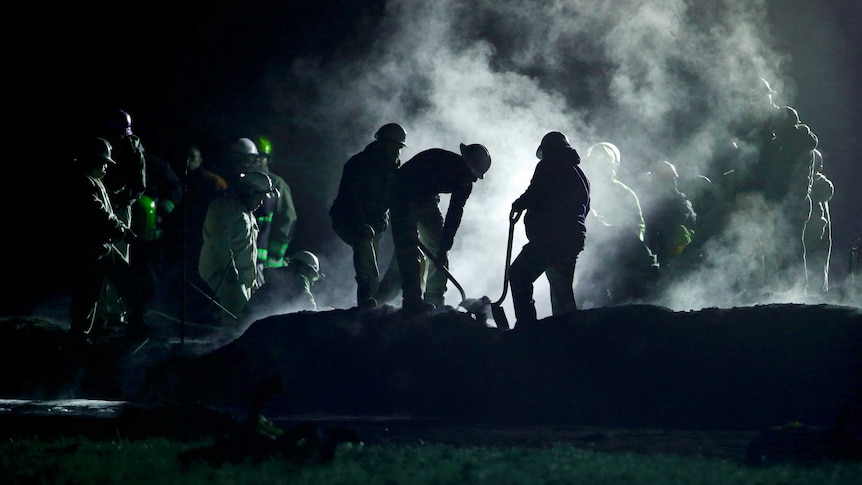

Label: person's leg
[546,257,577,316]
[508,243,547,326]
[417,202,447,307]
[70,259,107,336]
[110,250,149,339]
[376,252,401,305]
[353,234,381,307]
[391,204,425,308]
[333,218,380,307]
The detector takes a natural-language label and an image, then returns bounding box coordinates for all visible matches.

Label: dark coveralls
[510,145,590,326]
[390,149,476,307]
[330,140,400,305]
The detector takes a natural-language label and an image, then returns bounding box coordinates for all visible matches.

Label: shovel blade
[491,304,509,330]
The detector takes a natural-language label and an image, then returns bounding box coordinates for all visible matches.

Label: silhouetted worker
[330,123,407,308]
[100,109,147,262]
[68,138,148,346]
[250,136,298,272]
[131,152,183,311]
[509,132,590,327]
[639,160,697,270]
[199,171,277,324]
[164,144,227,279]
[579,141,657,306]
[97,109,147,323]
[802,148,834,294]
[390,143,492,313]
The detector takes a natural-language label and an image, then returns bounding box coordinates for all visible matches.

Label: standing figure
[330,123,406,308]
[250,136,298,271]
[802,149,834,294]
[579,141,657,306]
[168,144,228,274]
[198,171,276,324]
[68,138,148,345]
[639,160,697,271]
[509,132,590,327]
[100,109,147,262]
[390,143,491,312]
[97,109,147,323]
[131,151,183,311]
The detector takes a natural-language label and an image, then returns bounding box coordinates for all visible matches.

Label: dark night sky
[10,0,861,312]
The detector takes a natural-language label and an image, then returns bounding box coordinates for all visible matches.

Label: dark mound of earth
[2,303,860,433]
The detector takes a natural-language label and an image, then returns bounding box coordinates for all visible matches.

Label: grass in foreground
[1,436,860,485]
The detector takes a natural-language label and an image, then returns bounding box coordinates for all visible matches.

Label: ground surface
[1,303,860,464]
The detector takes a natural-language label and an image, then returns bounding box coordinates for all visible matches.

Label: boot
[402,296,435,314]
[356,277,378,308]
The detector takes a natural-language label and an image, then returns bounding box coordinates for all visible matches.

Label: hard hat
[106,109,133,136]
[536,131,572,159]
[459,143,492,179]
[650,160,679,180]
[238,170,276,197]
[256,136,273,155]
[289,250,324,280]
[375,123,408,147]
[90,137,116,164]
[232,138,259,156]
[585,142,621,167]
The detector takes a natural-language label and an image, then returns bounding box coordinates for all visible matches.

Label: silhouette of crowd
[60,80,846,347]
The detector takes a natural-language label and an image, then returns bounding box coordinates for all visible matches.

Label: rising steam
[258,0,852,317]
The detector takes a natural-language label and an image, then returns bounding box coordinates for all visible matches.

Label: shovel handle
[494,209,522,305]
[416,240,468,303]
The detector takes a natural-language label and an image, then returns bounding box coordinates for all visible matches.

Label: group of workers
[67,80,841,345]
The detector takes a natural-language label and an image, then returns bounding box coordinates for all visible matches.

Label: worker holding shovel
[509,132,590,328]
[390,143,492,313]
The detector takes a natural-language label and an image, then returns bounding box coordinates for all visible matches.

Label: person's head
[585,141,621,179]
[255,136,273,170]
[288,250,324,283]
[235,170,276,211]
[79,137,116,179]
[374,123,408,157]
[648,160,680,190]
[187,145,203,171]
[459,143,491,182]
[536,131,576,159]
[104,109,133,141]
[229,138,260,175]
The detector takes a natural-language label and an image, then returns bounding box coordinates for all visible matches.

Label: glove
[512,197,527,212]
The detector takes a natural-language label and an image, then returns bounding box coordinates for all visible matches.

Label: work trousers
[71,245,145,335]
[509,241,581,326]
[390,198,447,306]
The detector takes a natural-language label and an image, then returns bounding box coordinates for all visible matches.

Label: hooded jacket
[514,145,590,252]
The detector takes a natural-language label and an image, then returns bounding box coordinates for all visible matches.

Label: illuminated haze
[256,0,854,318]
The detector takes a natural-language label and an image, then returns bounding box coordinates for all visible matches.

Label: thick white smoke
[260,0,854,318]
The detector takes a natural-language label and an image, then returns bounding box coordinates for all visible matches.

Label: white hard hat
[289,250,324,281]
[232,137,259,156]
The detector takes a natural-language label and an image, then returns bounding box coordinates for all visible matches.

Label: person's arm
[440,183,473,252]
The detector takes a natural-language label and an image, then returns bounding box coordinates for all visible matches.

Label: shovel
[490,209,523,330]
[416,240,492,322]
